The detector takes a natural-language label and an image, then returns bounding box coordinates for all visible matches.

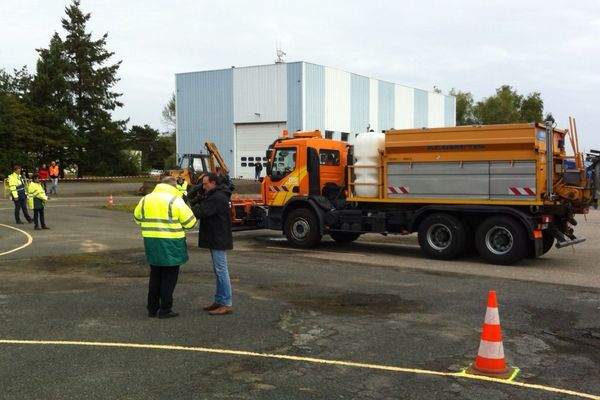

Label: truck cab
[260,131,349,243]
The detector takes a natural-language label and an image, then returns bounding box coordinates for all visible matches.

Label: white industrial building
[175,62,455,179]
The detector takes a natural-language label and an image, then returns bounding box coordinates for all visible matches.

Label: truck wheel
[475,216,527,265]
[418,213,467,260]
[330,232,361,243]
[284,208,322,248]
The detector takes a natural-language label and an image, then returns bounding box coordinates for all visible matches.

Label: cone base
[466,363,516,380]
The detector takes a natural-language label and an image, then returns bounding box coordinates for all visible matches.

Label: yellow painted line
[0,339,598,399]
[0,224,33,256]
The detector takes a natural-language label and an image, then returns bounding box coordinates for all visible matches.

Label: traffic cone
[108,195,114,207]
[466,290,516,379]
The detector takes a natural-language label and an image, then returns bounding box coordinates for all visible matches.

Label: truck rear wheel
[475,216,527,265]
[284,208,322,248]
[418,213,467,260]
[330,232,361,243]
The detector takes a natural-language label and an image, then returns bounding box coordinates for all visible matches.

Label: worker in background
[38,164,49,194]
[134,176,197,319]
[28,174,50,230]
[8,165,33,224]
[48,161,59,195]
[176,175,189,202]
[192,172,234,316]
[254,161,263,181]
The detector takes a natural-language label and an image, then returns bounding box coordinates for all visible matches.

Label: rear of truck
[345,122,598,264]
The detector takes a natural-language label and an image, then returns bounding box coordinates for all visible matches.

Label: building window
[249,162,254,167]
[241,163,247,167]
[241,157,247,161]
[325,130,333,139]
[248,157,254,161]
[341,132,349,142]
[319,149,340,166]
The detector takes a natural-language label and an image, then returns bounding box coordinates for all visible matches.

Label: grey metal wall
[304,62,325,132]
[175,69,234,169]
[233,64,287,123]
[378,81,395,131]
[286,62,303,133]
[413,88,429,128]
[351,74,369,133]
[444,95,456,127]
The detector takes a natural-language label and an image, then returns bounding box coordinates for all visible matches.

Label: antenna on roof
[275,41,286,64]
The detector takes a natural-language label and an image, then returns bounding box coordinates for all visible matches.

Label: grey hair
[161,176,178,187]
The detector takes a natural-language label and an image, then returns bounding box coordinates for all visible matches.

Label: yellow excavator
[139,142,230,194]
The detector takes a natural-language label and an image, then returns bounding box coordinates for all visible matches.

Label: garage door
[235,122,286,179]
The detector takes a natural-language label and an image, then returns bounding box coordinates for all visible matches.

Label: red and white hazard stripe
[269,186,289,192]
[508,187,535,196]
[387,186,410,194]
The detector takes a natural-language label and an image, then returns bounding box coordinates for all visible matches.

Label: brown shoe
[208,306,233,316]
[202,303,221,311]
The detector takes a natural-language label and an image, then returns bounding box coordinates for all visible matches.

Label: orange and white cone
[108,195,114,207]
[466,290,516,379]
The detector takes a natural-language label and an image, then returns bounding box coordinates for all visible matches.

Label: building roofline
[176,61,450,97]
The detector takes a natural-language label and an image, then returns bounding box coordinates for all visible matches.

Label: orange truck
[235,123,600,265]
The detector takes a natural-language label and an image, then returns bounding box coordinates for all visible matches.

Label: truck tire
[284,208,322,248]
[417,213,467,260]
[330,232,361,243]
[475,216,528,265]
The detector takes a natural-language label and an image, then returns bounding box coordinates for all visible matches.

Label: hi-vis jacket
[27,182,48,210]
[134,183,197,266]
[8,172,27,200]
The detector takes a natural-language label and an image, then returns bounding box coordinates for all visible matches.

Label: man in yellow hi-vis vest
[134,176,197,319]
[8,165,33,224]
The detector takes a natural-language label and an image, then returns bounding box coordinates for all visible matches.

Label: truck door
[265,146,304,206]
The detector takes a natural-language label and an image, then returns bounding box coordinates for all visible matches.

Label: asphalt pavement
[0,187,599,399]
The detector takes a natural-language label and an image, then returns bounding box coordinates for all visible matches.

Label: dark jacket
[192,185,233,250]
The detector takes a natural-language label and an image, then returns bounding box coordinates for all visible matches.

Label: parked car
[148,169,163,176]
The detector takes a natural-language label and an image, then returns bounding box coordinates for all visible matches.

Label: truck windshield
[270,148,296,180]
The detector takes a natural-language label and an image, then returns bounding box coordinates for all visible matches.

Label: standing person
[38,164,49,194]
[193,172,234,316]
[8,165,33,224]
[254,161,263,181]
[48,161,59,195]
[28,174,50,230]
[134,176,197,319]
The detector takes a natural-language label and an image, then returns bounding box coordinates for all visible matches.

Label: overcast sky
[1,0,599,151]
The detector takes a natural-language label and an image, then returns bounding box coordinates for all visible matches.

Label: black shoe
[148,312,157,318]
[158,311,179,319]
[16,221,24,225]
[27,219,33,224]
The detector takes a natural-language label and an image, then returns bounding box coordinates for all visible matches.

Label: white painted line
[0,224,33,256]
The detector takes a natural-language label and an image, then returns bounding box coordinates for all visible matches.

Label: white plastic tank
[354,132,385,197]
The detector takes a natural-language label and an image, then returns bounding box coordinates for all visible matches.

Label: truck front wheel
[418,213,467,260]
[475,216,527,265]
[284,208,322,248]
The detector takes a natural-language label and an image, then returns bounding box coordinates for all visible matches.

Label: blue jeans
[50,178,58,194]
[210,249,232,306]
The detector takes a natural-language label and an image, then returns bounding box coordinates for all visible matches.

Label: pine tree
[29,33,73,166]
[60,0,126,176]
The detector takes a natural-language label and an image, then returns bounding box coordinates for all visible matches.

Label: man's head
[161,176,178,187]
[31,174,39,182]
[50,161,56,166]
[202,172,220,192]
[41,164,47,169]
[12,165,21,173]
